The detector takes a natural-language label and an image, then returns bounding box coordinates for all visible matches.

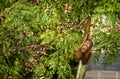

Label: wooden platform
[85,54,120,79]
[85,71,120,79]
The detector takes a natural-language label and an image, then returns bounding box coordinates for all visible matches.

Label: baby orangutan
[73,15,93,65]
[73,39,93,64]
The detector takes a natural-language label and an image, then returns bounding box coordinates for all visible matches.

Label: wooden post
[76,60,87,79]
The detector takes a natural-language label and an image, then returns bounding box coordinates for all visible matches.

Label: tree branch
[70,15,90,32]
[0,44,46,52]
[0,38,56,52]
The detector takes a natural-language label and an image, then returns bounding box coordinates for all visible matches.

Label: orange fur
[73,15,92,64]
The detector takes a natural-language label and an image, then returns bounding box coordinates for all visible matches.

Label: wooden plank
[85,71,120,79]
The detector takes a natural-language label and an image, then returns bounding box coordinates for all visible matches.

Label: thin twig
[5,1,19,15]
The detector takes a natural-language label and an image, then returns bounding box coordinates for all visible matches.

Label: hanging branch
[70,15,90,32]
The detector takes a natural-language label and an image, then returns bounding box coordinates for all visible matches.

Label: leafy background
[0,0,120,79]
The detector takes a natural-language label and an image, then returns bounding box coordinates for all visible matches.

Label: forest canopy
[0,0,120,79]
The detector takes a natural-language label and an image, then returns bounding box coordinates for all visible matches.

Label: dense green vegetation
[0,0,120,79]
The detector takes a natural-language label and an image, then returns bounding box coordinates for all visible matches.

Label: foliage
[0,0,120,79]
